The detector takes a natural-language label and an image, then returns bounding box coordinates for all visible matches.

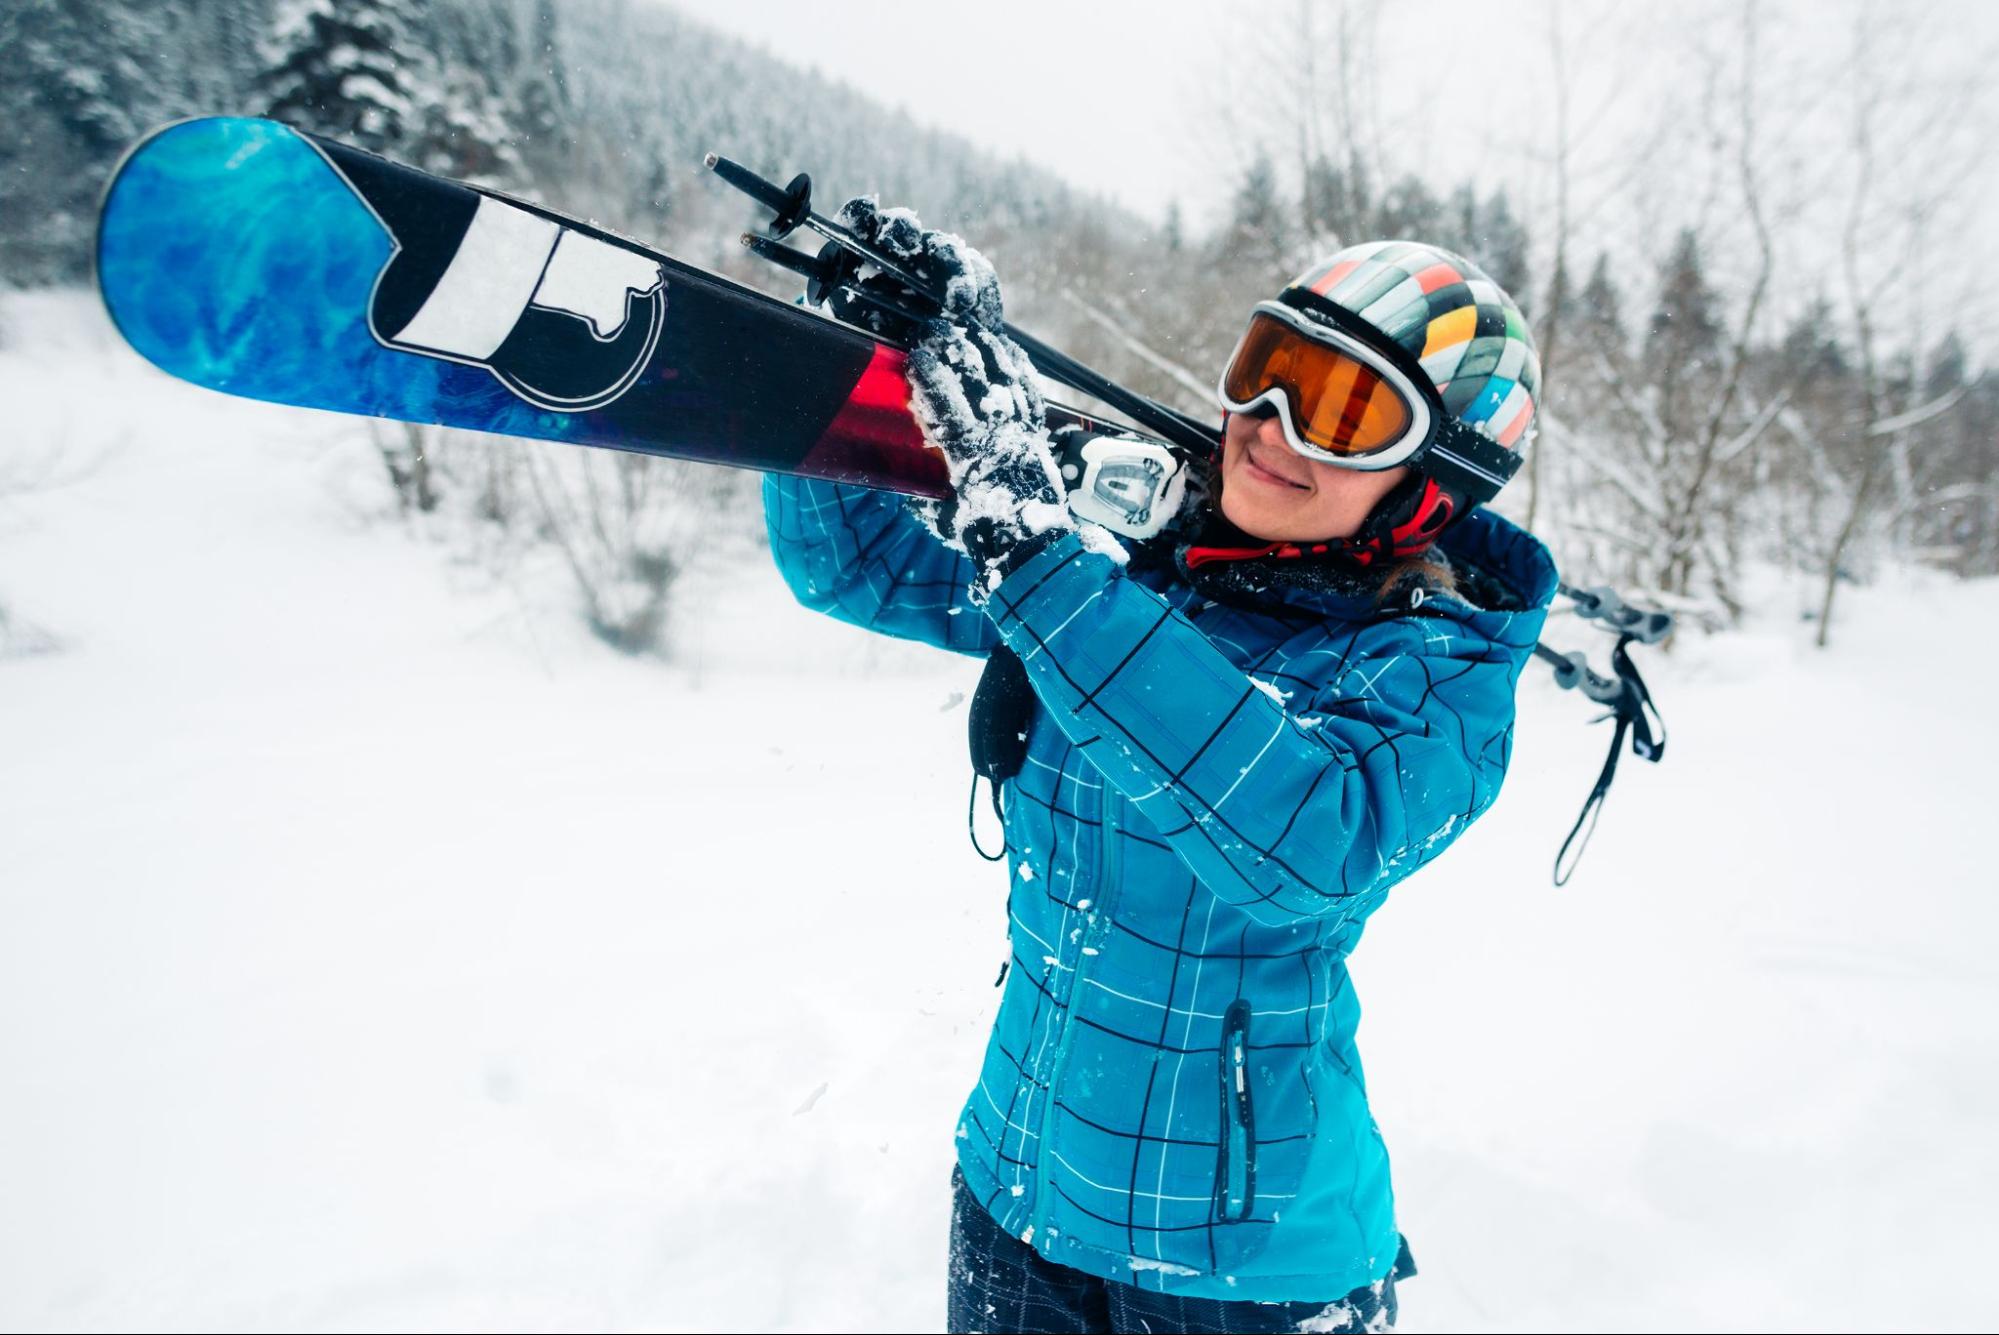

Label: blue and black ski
[97,117,958,496]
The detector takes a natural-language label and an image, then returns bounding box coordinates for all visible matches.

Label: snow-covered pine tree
[415,0,526,185]
[182,0,279,111]
[1643,229,1726,446]
[1470,191,1531,313]
[13,1,174,155]
[3,2,180,281]
[258,0,417,153]
[257,0,519,184]
[1373,176,1444,246]
[412,66,522,185]
[1219,153,1293,277]
[512,0,575,185]
[1576,254,1628,363]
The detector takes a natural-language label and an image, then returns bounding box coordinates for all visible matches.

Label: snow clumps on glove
[837,196,1080,592]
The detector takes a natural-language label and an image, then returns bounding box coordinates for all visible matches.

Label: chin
[1219,487,1297,542]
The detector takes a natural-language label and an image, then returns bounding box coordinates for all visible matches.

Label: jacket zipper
[1030,782,1120,1241]
[1217,999,1256,1221]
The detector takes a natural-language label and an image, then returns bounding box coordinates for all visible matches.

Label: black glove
[831,196,1008,335]
[837,197,1075,588]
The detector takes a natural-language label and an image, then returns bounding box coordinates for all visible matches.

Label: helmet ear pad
[1335,471,1462,566]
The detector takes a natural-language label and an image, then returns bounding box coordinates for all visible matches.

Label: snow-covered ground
[2,292,1994,1333]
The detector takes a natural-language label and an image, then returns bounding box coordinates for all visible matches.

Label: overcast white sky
[653,0,1540,224]
[656,0,1999,350]
[655,2,1992,206]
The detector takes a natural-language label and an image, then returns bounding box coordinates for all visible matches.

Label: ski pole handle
[739,233,823,281]
[1534,644,1623,705]
[705,154,814,236]
[704,154,787,212]
[1561,583,1673,644]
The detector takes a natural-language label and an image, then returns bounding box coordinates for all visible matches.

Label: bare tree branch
[1868,381,1973,437]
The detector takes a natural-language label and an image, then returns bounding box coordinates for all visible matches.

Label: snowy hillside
[2,294,1995,1332]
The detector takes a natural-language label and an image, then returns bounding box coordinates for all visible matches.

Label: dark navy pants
[947,1168,1411,1334]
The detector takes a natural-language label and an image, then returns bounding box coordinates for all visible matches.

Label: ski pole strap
[1552,633,1667,885]
[1553,712,1628,887]
[1611,634,1666,764]
[968,772,1008,862]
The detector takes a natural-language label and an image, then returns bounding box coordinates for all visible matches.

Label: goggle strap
[1424,421,1522,507]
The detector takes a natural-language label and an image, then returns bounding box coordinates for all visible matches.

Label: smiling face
[1216,410,1410,542]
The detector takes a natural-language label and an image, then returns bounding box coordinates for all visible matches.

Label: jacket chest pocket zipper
[1217,999,1255,1221]
[1079,787,1122,962]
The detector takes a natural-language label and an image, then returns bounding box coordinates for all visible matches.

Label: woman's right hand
[836,197,1073,588]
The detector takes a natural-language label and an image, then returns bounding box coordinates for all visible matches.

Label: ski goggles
[1215,292,1522,505]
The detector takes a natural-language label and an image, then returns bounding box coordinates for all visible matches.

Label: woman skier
[764,200,1557,1334]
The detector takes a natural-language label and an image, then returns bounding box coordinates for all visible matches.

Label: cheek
[1220,421,1256,468]
[1299,464,1407,535]
[1216,432,1252,496]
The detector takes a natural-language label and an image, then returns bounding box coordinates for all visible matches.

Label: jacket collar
[1156,505,1557,626]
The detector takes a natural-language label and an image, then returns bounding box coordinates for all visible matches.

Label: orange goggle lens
[1221,312,1413,455]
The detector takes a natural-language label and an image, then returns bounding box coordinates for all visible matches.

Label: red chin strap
[1183,538,1321,569]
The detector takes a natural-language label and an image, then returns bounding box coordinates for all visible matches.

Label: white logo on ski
[309,135,667,414]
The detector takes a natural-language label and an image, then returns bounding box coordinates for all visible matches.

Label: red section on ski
[798,343,950,498]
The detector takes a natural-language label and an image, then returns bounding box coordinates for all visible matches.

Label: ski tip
[94,117,346,397]
[95,118,286,378]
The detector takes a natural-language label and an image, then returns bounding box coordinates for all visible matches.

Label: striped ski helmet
[1279,240,1540,562]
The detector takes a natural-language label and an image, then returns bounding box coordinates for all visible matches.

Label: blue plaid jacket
[765,474,1556,1301]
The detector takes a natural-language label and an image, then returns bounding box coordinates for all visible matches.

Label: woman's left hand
[837,197,1074,585]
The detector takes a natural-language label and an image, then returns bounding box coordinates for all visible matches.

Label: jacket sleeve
[763,472,1000,657]
[984,531,1503,927]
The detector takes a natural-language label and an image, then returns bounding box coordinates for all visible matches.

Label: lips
[1243,443,1310,491]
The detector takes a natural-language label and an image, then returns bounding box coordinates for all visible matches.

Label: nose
[1255,410,1292,454]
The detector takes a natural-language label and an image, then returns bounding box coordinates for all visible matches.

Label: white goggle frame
[1213,300,1436,472]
